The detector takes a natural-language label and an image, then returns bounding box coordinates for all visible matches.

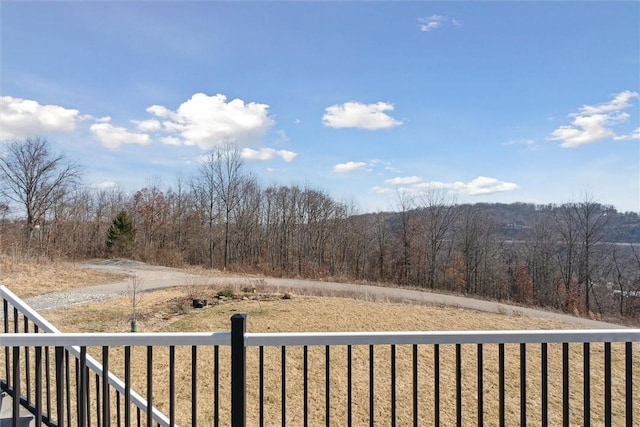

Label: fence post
[231,313,247,427]
[12,346,20,426]
[55,347,65,427]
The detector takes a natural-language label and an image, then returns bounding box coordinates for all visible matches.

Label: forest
[1,138,639,322]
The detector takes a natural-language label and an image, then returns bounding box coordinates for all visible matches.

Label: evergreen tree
[106,210,135,256]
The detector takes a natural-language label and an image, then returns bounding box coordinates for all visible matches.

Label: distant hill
[377,202,640,244]
[469,202,640,243]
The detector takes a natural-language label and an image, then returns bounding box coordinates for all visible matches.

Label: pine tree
[106,210,135,256]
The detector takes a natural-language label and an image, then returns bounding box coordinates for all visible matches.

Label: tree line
[1,137,639,321]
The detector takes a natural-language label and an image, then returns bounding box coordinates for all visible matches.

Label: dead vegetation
[4,260,638,425]
[40,285,639,426]
[0,255,128,298]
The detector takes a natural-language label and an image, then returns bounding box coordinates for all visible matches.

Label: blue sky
[1,1,639,213]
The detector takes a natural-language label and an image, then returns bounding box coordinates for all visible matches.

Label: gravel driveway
[24,259,627,329]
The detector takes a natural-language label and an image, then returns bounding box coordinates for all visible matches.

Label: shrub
[217,288,234,298]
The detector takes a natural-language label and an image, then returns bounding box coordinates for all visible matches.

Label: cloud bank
[0,93,277,154]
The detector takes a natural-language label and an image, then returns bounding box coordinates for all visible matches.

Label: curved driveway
[24,259,627,329]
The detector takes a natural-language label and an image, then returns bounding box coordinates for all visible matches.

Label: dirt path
[24,259,627,329]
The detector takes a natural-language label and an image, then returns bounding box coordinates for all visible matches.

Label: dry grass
[38,287,639,427]
[0,255,127,299]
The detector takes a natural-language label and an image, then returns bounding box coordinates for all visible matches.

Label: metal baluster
[282,346,286,427]
[520,343,527,427]
[391,344,396,427]
[584,342,590,427]
[541,343,548,427]
[146,346,153,427]
[477,343,483,427]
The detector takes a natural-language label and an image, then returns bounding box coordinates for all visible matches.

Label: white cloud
[418,15,461,32]
[89,120,151,150]
[323,102,402,130]
[147,93,273,149]
[0,96,80,140]
[241,147,298,162]
[579,90,638,115]
[379,176,518,196]
[548,91,639,147]
[132,119,162,132]
[93,181,117,189]
[274,129,290,144]
[458,176,519,195]
[384,165,401,173]
[278,150,297,162]
[333,161,368,173]
[370,186,391,194]
[160,136,183,146]
[241,148,273,161]
[146,105,172,118]
[503,139,536,147]
[385,176,423,185]
[418,15,446,32]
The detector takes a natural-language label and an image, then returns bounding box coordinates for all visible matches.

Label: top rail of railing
[0,285,60,333]
[0,332,231,347]
[2,329,640,348]
[245,329,640,346]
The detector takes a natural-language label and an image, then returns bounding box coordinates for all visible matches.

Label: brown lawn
[37,286,639,427]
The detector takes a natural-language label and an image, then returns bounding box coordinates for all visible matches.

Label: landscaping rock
[192,299,207,308]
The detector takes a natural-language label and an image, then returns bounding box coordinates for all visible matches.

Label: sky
[1,1,639,213]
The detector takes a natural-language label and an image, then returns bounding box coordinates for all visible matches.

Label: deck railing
[2,285,639,426]
[1,285,185,426]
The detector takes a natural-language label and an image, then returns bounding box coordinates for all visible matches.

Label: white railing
[4,328,638,426]
[245,329,639,346]
[1,285,186,427]
[2,285,639,426]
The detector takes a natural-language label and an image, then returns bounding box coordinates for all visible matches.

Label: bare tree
[134,183,169,253]
[192,161,220,269]
[232,176,262,266]
[524,214,559,307]
[0,202,9,250]
[393,189,416,284]
[418,188,457,289]
[371,211,391,281]
[553,203,580,311]
[572,193,610,313]
[165,175,191,256]
[0,137,82,243]
[194,145,248,269]
[453,205,498,296]
[554,194,609,313]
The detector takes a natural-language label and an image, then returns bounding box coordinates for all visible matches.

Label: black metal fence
[235,320,639,427]
[2,285,639,426]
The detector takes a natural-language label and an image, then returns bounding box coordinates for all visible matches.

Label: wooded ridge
[1,138,639,323]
